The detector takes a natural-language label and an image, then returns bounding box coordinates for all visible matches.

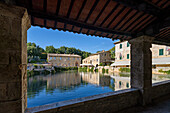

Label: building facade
[47,54,81,67]
[82,50,112,67]
[111,41,170,70]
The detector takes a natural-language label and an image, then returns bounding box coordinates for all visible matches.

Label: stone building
[82,50,112,67]
[47,54,81,67]
[111,41,170,70]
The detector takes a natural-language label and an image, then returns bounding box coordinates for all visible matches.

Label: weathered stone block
[0,64,21,82]
[0,81,21,101]
[0,99,22,113]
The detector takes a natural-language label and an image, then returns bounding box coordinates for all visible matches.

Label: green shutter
[159,49,164,56]
[120,44,122,49]
[127,42,129,47]
[127,54,129,59]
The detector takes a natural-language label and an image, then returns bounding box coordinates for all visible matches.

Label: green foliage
[27,42,91,62]
[109,46,115,59]
[46,45,56,53]
[119,68,130,72]
[102,68,105,73]
[106,69,109,73]
[95,69,98,72]
[87,68,90,72]
[78,67,87,72]
[55,46,91,59]
[158,69,170,74]
[119,73,130,77]
[54,67,78,72]
[27,42,46,63]
[99,63,103,66]
[27,69,55,77]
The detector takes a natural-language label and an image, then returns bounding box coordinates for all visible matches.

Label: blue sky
[28,26,118,53]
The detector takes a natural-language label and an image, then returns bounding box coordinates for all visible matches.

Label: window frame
[159,49,164,56]
[120,44,122,49]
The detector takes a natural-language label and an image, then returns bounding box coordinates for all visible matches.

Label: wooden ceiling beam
[84,0,99,23]
[30,10,132,37]
[112,0,162,16]
[56,0,61,15]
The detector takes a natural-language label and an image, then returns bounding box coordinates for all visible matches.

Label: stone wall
[0,2,30,113]
[152,80,170,99]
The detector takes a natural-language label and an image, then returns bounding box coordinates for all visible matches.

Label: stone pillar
[129,35,154,105]
[0,2,30,113]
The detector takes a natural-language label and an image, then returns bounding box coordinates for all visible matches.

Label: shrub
[44,70,50,75]
[99,63,103,66]
[95,69,98,72]
[119,68,130,72]
[158,69,170,74]
[54,66,78,72]
[78,67,87,72]
[102,68,105,73]
[106,69,109,73]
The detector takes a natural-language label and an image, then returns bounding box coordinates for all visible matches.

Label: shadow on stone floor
[117,95,170,113]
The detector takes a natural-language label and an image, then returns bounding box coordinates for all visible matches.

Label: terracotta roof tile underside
[17,0,170,42]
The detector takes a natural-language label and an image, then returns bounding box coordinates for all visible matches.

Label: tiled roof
[15,0,170,45]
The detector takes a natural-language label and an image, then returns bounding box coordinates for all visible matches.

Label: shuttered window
[159,49,164,56]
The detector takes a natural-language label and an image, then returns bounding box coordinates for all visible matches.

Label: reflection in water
[27,71,170,107]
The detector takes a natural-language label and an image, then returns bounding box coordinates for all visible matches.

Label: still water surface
[27,71,170,107]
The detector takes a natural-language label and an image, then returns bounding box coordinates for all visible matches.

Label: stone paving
[118,96,170,113]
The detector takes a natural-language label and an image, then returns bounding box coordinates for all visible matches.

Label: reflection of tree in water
[109,78,115,91]
[27,77,47,99]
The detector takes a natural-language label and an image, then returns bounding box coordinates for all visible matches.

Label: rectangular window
[77,58,79,60]
[96,59,98,62]
[68,57,70,60]
[60,57,62,60]
[127,42,129,47]
[50,57,52,60]
[159,49,164,56]
[127,54,129,59]
[120,44,122,49]
[54,57,56,60]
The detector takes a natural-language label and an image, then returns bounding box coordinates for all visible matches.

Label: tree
[27,42,46,62]
[45,45,56,53]
[109,46,115,59]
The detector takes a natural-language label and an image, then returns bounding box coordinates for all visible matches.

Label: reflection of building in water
[46,72,81,89]
[80,72,110,86]
[111,76,130,91]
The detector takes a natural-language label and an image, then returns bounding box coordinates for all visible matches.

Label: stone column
[0,2,30,113]
[129,35,154,105]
